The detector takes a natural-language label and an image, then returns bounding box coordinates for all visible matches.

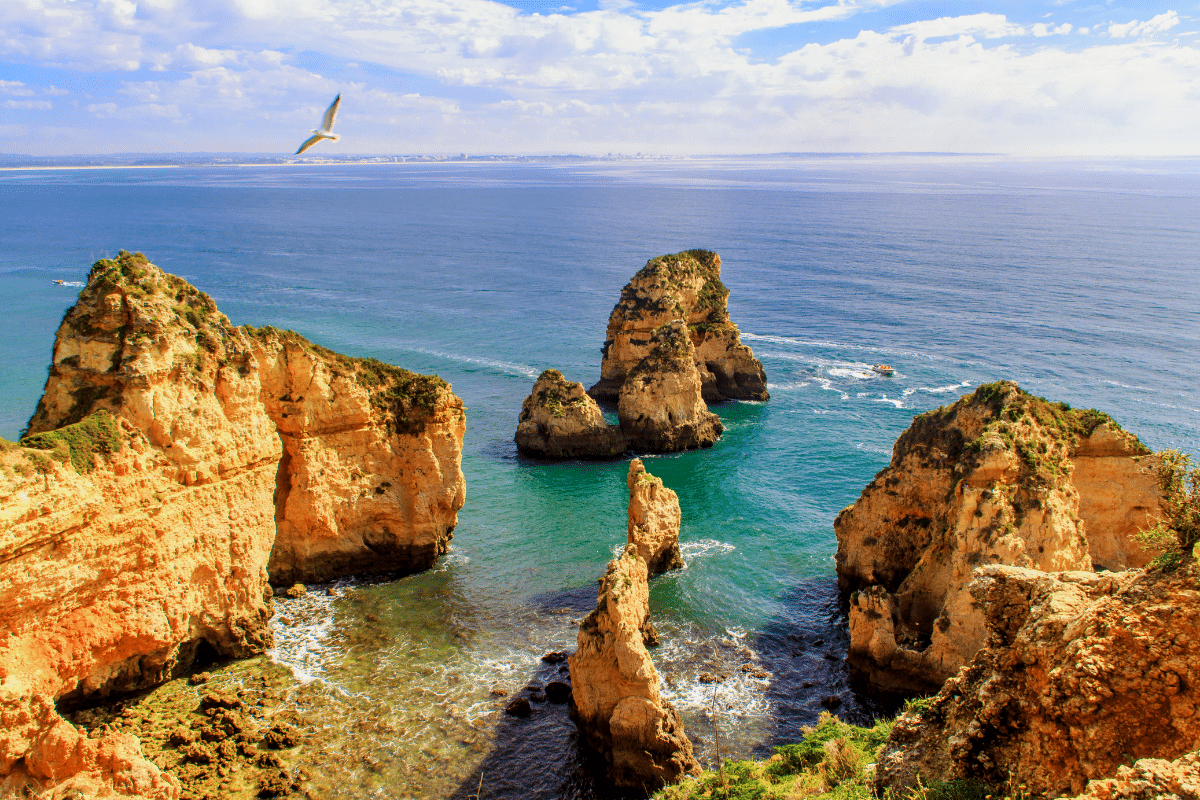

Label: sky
[1,0,1197,156]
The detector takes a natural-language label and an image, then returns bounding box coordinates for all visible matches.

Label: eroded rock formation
[836,381,1160,692]
[618,321,722,453]
[514,369,625,459]
[627,459,684,574]
[0,251,465,797]
[589,250,767,403]
[875,563,1200,798]
[1066,751,1200,800]
[568,547,699,790]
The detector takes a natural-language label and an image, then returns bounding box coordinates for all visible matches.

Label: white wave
[411,348,541,380]
[872,395,906,408]
[268,592,339,684]
[680,539,736,559]
[741,332,952,363]
[856,442,892,456]
[826,367,876,380]
[53,280,85,287]
[1104,379,1153,392]
[916,381,973,394]
[765,381,810,390]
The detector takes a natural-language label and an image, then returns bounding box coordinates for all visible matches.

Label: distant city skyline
[1,0,1195,156]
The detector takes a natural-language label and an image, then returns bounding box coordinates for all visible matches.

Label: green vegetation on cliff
[1138,449,1200,569]
[654,712,989,800]
[19,410,125,473]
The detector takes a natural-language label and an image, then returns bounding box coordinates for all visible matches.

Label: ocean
[1,155,1198,799]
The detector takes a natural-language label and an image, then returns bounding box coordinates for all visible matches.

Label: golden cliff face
[836,381,1161,692]
[626,459,684,575]
[568,548,699,790]
[0,251,465,797]
[589,250,768,403]
[618,320,722,453]
[875,563,1200,798]
[253,329,466,584]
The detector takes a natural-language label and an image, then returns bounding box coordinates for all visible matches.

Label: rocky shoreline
[3,250,1198,800]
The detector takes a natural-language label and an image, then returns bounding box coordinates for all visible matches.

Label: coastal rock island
[836,381,1162,692]
[514,369,625,459]
[0,251,465,797]
[589,250,768,404]
[568,547,699,790]
[626,459,684,575]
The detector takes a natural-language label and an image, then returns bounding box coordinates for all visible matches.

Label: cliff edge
[835,381,1160,692]
[0,251,465,797]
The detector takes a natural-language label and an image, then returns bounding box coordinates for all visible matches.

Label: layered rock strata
[514,370,625,459]
[875,563,1200,798]
[627,459,684,574]
[0,251,465,797]
[589,250,768,403]
[618,321,722,453]
[836,381,1160,692]
[568,547,699,790]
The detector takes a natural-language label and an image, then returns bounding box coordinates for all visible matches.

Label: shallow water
[2,156,1198,798]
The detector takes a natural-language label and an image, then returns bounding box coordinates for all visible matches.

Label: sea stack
[0,251,465,797]
[875,563,1200,798]
[568,547,700,790]
[514,369,625,459]
[835,381,1162,692]
[618,320,722,453]
[627,459,684,574]
[589,250,767,404]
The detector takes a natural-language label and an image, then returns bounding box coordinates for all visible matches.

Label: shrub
[20,410,125,473]
[1137,450,1200,568]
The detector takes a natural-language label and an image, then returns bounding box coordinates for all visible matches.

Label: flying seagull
[295,94,341,155]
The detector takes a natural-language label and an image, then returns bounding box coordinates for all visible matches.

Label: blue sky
[1,0,1196,155]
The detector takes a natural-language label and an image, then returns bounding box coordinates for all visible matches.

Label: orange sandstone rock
[874,563,1200,798]
[618,321,722,453]
[836,382,1161,692]
[626,459,683,574]
[514,369,625,459]
[0,251,465,797]
[589,250,767,403]
[568,548,699,790]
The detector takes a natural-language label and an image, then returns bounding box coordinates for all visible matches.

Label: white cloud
[4,99,52,109]
[0,80,35,96]
[1108,11,1180,39]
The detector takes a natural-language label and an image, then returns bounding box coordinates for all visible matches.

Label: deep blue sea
[2,156,1198,799]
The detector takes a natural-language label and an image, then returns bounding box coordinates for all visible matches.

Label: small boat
[53,279,65,285]
[872,364,895,376]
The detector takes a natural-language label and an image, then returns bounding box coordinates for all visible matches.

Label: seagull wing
[295,134,323,155]
[321,94,341,132]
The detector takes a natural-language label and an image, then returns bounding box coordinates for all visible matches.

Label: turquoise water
[2,156,1198,798]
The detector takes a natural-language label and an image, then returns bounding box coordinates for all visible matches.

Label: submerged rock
[589,250,767,403]
[514,369,625,459]
[618,321,722,453]
[875,563,1200,797]
[835,381,1161,692]
[568,547,699,791]
[626,459,684,574]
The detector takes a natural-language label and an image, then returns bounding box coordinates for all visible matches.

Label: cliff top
[28,251,456,439]
[901,380,1149,489]
[615,250,731,326]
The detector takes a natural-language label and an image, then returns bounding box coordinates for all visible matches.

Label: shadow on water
[447,584,647,800]
[748,576,906,754]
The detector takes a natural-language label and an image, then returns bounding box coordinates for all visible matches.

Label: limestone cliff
[253,328,466,584]
[627,459,683,574]
[515,370,625,459]
[836,382,1160,692]
[568,547,699,790]
[618,321,722,453]
[875,563,1200,798]
[0,251,465,797]
[1066,751,1200,800]
[589,250,768,404]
